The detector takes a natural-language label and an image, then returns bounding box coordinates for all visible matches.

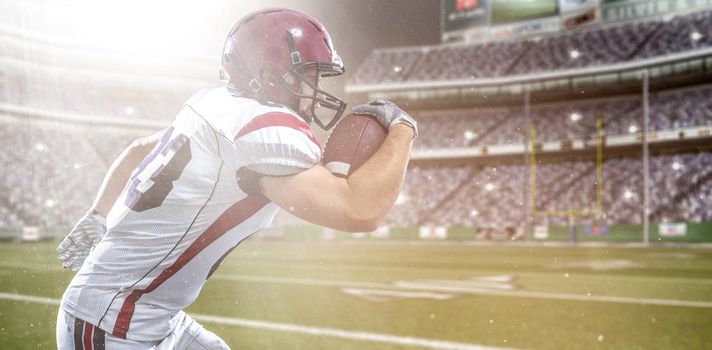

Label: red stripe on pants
[83,322,93,350]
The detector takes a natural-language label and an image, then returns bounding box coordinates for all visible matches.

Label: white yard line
[0,292,514,350]
[391,281,712,308]
[213,274,712,308]
[0,262,66,272]
[4,258,712,286]
[2,262,712,308]
[221,260,712,285]
[340,287,455,302]
[0,263,712,308]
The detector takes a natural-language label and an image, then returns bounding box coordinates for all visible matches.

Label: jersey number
[125,127,192,212]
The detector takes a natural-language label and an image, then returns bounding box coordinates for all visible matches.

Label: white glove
[352,98,418,137]
[57,211,106,271]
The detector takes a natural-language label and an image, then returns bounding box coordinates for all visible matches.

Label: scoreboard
[442,0,601,42]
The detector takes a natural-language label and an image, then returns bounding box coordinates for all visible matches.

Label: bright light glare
[395,193,409,205]
[569,49,581,59]
[27,0,239,56]
[485,183,495,191]
[628,125,638,133]
[393,65,402,73]
[691,31,703,42]
[569,112,581,122]
[623,189,634,200]
[470,209,479,217]
[672,162,682,170]
[464,130,477,140]
[290,28,303,37]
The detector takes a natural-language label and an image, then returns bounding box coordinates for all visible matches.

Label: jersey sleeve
[233,112,322,176]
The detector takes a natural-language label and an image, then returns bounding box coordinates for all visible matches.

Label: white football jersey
[61,86,321,341]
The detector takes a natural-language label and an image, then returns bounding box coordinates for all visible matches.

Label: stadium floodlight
[569,112,582,122]
[569,49,581,59]
[691,31,703,42]
[623,189,635,200]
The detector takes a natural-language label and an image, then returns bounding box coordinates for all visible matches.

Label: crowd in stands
[0,83,711,229]
[634,10,712,59]
[352,10,712,84]
[0,124,709,230]
[387,151,712,228]
[2,8,712,232]
[414,85,712,149]
[0,120,142,228]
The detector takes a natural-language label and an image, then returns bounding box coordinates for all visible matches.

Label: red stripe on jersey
[83,322,93,350]
[236,112,319,147]
[112,195,270,338]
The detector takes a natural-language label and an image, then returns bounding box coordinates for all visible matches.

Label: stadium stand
[352,10,712,83]
[0,120,142,228]
[0,82,710,229]
[0,6,711,237]
[414,84,712,148]
[390,151,712,228]
[634,10,712,59]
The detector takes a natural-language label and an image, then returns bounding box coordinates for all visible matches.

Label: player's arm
[57,129,165,270]
[260,100,417,232]
[91,129,166,217]
[261,124,413,232]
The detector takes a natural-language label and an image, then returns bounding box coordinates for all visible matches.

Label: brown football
[322,113,387,177]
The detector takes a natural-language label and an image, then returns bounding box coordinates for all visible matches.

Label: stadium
[1,0,711,349]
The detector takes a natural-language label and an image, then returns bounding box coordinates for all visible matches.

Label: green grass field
[1,240,712,349]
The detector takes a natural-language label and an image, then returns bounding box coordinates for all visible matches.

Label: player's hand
[57,211,106,271]
[352,99,418,137]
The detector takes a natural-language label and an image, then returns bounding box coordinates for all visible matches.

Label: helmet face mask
[281,62,346,130]
[221,9,347,130]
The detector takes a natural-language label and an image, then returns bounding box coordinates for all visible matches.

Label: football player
[56,8,417,350]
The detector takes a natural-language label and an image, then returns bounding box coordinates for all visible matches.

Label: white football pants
[56,308,230,350]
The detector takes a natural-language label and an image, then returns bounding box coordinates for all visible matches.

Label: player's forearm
[91,131,163,217]
[345,124,414,228]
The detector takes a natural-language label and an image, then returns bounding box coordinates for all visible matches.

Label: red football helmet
[220,8,346,130]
